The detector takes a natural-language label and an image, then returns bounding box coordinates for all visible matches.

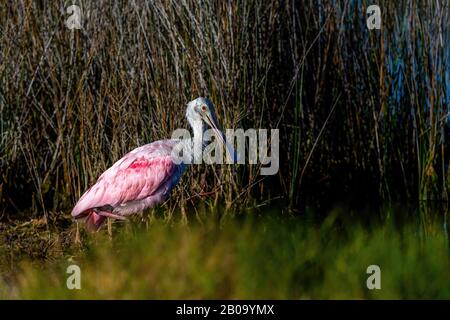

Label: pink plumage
[72,140,184,231]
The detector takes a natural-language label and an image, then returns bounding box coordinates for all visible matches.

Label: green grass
[1,206,450,299]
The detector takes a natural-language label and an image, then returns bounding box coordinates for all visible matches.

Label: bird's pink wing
[72,153,176,218]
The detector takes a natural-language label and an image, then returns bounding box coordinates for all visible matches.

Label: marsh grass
[0,0,449,218]
[1,205,450,299]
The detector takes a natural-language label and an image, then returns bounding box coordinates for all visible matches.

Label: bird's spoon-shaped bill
[203,113,237,163]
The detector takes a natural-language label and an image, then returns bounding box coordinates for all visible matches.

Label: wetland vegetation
[0,0,449,299]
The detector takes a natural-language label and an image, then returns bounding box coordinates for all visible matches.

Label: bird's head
[186,97,217,125]
[186,97,237,163]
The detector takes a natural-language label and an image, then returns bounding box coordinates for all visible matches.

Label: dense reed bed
[0,0,449,219]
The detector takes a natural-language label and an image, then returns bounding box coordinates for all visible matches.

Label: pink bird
[72,97,236,231]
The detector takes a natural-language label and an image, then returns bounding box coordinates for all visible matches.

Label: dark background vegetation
[1,0,449,220]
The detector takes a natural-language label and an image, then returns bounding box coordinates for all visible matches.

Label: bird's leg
[107,218,112,240]
[94,206,126,220]
[147,208,155,230]
[181,205,188,225]
[140,211,148,230]
[97,211,127,220]
[75,221,81,245]
[94,207,114,240]
[93,207,126,239]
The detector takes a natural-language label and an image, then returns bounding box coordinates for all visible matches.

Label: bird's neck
[191,119,207,163]
[189,119,206,145]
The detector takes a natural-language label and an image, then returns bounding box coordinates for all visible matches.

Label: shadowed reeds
[0,0,448,219]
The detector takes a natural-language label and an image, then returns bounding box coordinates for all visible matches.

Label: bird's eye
[201,105,207,112]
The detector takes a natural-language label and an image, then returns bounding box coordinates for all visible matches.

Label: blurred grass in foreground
[1,206,450,299]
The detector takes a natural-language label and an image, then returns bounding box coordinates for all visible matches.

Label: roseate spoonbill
[71,97,235,231]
